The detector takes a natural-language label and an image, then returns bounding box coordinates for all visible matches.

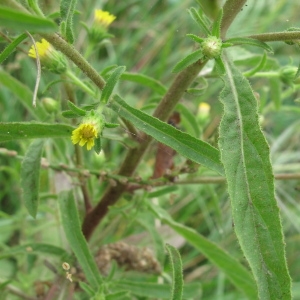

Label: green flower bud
[41,97,59,114]
[201,36,222,59]
[280,66,297,85]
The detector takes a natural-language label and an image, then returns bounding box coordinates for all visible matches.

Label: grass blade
[0,33,27,64]
[219,56,291,299]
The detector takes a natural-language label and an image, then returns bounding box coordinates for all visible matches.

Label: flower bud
[201,36,222,59]
[41,97,59,114]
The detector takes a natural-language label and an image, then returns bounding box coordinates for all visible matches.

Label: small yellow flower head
[28,39,67,74]
[94,10,116,28]
[198,102,211,116]
[71,123,98,150]
[88,10,116,43]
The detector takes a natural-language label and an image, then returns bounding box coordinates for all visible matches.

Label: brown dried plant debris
[95,242,161,275]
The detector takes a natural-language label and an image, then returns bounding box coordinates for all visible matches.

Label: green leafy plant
[0,0,300,299]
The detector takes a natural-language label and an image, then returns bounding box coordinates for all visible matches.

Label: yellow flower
[28,39,51,59]
[28,39,67,74]
[71,123,98,150]
[94,10,116,28]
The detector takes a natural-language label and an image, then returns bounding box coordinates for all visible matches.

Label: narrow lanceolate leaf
[165,244,183,300]
[0,123,74,142]
[60,0,78,43]
[188,7,211,36]
[0,33,27,64]
[101,66,126,104]
[148,202,257,299]
[172,49,204,73]
[219,57,291,299]
[211,9,223,38]
[109,95,224,175]
[58,191,102,289]
[0,6,57,32]
[225,37,273,53]
[120,72,167,95]
[21,140,44,218]
[186,34,204,44]
[67,101,86,116]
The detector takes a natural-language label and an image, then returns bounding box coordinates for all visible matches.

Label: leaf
[60,0,78,43]
[67,101,87,117]
[120,72,167,95]
[165,244,183,300]
[101,66,126,104]
[0,6,57,32]
[0,70,47,120]
[0,243,72,261]
[188,7,210,36]
[219,57,291,299]
[148,202,257,299]
[0,122,74,142]
[61,110,79,118]
[0,33,27,64]
[94,136,101,154]
[214,56,226,75]
[109,95,224,175]
[172,49,204,73]
[58,191,102,289]
[225,37,273,53]
[243,52,267,77]
[21,139,44,218]
[186,33,204,44]
[211,9,223,38]
[115,280,201,299]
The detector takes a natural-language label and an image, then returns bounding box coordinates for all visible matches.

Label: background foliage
[0,0,300,299]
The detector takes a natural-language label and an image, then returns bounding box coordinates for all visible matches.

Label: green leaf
[148,202,257,299]
[62,110,79,118]
[243,52,267,77]
[219,57,291,299]
[67,101,86,117]
[165,244,183,300]
[225,37,273,53]
[60,0,78,43]
[211,9,223,38]
[101,66,126,104]
[58,191,102,289]
[172,49,204,73]
[214,56,226,75]
[21,139,44,218]
[0,70,47,120]
[104,122,119,128]
[0,243,72,261]
[186,33,204,44]
[94,136,101,154]
[106,291,131,300]
[120,72,167,95]
[0,6,57,32]
[109,95,224,175]
[0,33,27,64]
[115,280,201,299]
[0,123,74,142]
[188,7,211,36]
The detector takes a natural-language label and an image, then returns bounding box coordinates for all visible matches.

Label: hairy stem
[221,0,248,39]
